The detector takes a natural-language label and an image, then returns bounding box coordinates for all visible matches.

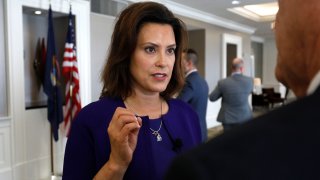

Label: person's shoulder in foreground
[167,0,320,179]
[165,86,320,180]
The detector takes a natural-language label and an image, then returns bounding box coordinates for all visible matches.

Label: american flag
[62,8,81,136]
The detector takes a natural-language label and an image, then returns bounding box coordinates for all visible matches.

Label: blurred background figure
[209,58,253,131]
[177,49,209,142]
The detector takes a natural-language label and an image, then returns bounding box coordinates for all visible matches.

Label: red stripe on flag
[62,10,81,137]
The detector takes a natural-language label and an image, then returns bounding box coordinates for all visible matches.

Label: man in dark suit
[165,0,320,179]
[177,49,209,142]
[209,58,253,131]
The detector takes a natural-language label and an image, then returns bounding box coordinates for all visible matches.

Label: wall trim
[0,117,10,124]
[127,0,256,34]
[251,36,265,43]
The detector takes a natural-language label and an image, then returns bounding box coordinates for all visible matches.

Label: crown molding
[126,0,256,34]
[251,36,265,43]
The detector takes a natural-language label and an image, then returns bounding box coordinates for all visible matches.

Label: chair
[262,87,286,108]
[252,93,269,109]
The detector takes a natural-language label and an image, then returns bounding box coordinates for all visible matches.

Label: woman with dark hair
[63,2,201,180]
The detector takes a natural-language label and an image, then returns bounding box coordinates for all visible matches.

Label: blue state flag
[43,5,63,141]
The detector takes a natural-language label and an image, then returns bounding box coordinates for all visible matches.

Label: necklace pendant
[150,120,163,142]
[156,133,162,142]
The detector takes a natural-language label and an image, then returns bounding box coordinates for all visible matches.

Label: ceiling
[169,0,277,39]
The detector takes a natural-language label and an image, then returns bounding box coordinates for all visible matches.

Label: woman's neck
[124,94,163,119]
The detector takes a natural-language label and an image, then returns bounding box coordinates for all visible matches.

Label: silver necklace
[148,100,163,142]
[124,99,163,142]
[150,120,162,142]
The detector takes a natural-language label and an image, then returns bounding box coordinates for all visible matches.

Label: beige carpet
[206,107,272,141]
[207,125,224,140]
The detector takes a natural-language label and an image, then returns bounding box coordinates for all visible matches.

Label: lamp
[254,77,261,86]
[253,77,262,94]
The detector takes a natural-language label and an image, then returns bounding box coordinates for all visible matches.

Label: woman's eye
[145,47,156,53]
[167,48,176,55]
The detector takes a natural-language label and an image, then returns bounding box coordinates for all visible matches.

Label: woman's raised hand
[107,107,142,170]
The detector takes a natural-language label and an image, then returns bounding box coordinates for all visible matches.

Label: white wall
[263,38,278,86]
[90,13,115,101]
[0,0,7,116]
[0,4,10,177]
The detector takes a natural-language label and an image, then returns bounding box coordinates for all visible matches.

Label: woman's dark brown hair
[100,1,188,100]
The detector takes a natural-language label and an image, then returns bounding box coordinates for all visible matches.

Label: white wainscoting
[0,118,12,180]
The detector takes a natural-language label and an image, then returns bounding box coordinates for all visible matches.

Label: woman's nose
[155,52,168,67]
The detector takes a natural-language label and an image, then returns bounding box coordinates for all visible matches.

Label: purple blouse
[62,97,201,180]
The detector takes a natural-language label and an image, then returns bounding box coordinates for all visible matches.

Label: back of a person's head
[184,48,198,66]
[232,58,244,72]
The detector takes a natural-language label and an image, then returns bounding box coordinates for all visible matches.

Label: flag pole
[50,126,54,175]
[69,1,73,124]
[46,3,55,178]
[69,83,73,124]
[66,1,73,137]
[50,126,62,179]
